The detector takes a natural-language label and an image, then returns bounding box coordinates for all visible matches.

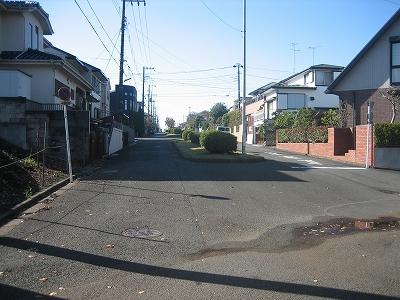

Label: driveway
[0,136,399,299]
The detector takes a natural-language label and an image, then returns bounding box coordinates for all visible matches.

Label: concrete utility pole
[241,0,247,154]
[119,0,146,86]
[233,63,243,110]
[142,66,154,111]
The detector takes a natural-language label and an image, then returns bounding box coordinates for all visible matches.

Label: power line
[383,0,400,5]
[199,0,241,32]
[105,29,121,71]
[130,2,145,65]
[154,66,232,75]
[137,5,150,64]
[85,0,119,53]
[73,0,123,72]
[144,6,152,65]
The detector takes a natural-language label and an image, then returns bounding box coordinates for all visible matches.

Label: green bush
[181,129,190,140]
[187,130,195,141]
[274,111,296,129]
[183,129,194,141]
[321,109,342,127]
[293,108,317,128]
[277,127,328,143]
[375,123,400,147]
[173,128,182,135]
[200,130,237,154]
[190,132,200,144]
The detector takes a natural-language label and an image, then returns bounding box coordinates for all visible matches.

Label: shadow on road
[88,139,308,182]
[0,237,397,300]
[0,283,64,300]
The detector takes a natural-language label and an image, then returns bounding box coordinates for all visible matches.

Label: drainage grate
[122,228,162,238]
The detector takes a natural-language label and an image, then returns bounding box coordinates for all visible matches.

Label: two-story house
[326,9,400,125]
[43,39,111,119]
[0,1,94,107]
[246,64,344,144]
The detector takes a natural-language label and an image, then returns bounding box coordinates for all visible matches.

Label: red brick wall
[277,143,309,154]
[276,125,374,166]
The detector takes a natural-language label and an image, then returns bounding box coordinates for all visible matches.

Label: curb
[0,175,75,226]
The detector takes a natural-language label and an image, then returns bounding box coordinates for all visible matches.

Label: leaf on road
[49,292,57,296]
[138,291,145,294]
[39,277,48,282]
[105,244,115,249]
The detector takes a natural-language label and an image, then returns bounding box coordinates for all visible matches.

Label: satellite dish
[58,87,71,102]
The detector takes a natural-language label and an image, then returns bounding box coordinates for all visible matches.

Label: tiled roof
[4,1,49,17]
[0,51,22,59]
[0,49,62,60]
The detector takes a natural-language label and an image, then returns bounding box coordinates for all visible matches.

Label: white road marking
[291,166,365,170]
[265,152,322,165]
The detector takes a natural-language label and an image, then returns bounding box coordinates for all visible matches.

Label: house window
[124,100,128,110]
[304,71,314,85]
[287,93,305,109]
[29,23,33,48]
[33,26,39,49]
[315,71,334,86]
[391,42,400,84]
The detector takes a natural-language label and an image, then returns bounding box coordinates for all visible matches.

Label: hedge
[200,130,237,154]
[375,123,400,147]
[189,132,200,144]
[182,129,192,140]
[277,127,328,143]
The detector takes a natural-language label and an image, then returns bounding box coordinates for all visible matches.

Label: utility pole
[119,0,146,86]
[233,63,243,110]
[290,42,300,74]
[147,84,151,117]
[241,0,247,154]
[142,66,154,112]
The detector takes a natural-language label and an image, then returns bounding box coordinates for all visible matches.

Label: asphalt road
[0,136,399,300]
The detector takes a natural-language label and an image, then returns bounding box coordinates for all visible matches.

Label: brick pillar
[355,125,374,166]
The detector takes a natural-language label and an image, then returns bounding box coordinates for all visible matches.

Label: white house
[246,64,344,144]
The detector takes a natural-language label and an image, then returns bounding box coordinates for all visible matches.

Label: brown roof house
[326,9,400,126]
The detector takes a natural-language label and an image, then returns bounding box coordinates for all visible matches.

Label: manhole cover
[122,228,162,238]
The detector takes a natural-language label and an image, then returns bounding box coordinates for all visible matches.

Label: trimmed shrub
[277,127,328,143]
[321,109,342,128]
[274,111,296,129]
[190,132,200,144]
[173,128,182,135]
[187,130,195,142]
[375,122,400,147]
[183,129,194,141]
[200,130,237,154]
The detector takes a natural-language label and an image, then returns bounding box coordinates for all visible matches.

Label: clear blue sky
[39,0,398,128]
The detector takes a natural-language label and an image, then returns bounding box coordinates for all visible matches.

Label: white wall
[1,13,25,51]
[276,87,339,109]
[109,127,123,154]
[0,70,31,98]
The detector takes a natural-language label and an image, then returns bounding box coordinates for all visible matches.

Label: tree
[379,88,400,123]
[165,117,175,129]
[210,102,228,123]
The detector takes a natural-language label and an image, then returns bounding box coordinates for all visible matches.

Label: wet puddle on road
[181,217,400,263]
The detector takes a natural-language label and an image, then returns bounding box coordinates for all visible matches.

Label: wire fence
[0,121,70,187]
